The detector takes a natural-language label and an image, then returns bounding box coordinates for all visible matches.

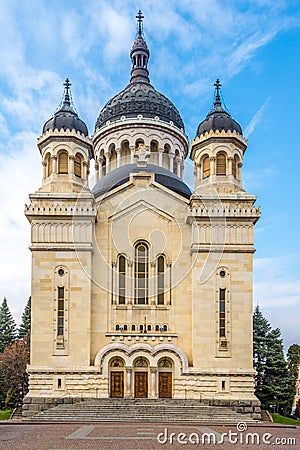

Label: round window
[58,268,65,276]
[220,270,226,278]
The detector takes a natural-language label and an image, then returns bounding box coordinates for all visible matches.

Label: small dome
[42,79,89,137]
[196,79,242,137]
[92,164,191,199]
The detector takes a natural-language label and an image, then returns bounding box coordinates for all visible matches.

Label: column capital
[150,367,157,374]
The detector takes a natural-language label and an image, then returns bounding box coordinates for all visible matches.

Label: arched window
[118,255,126,305]
[135,242,149,304]
[158,357,173,368]
[155,324,160,332]
[147,324,152,332]
[132,324,136,332]
[202,155,210,178]
[45,153,52,177]
[157,255,165,305]
[74,153,82,178]
[216,153,226,175]
[58,151,68,174]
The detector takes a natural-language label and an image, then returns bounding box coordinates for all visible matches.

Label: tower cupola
[190,80,248,195]
[37,79,93,193]
[43,78,89,136]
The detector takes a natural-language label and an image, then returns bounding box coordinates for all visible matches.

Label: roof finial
[214,78,222,108]
[136,9,144,36]
[63,78,71,107]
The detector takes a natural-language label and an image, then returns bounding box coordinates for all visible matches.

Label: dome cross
[136,10,144,36]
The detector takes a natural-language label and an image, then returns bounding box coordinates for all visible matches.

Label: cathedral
[24,12,260,418]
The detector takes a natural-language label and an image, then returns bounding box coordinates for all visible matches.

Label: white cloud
[254,255,300,349]
[244,97,271,138]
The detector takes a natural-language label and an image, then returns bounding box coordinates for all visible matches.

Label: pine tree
[18,296,31,338]
[0,298,17,353]
[253,306,295,416]
[253,305,271,389]
[287,343,300,380]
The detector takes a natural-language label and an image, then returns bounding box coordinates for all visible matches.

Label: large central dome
[95,14,184,132]
[95,82,184,131]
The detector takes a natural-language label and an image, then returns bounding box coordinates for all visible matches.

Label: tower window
[74,154,82,178]
[157,255,165,305]
[57,287,64,336]
[118,255,126,305]
[203,156,210,178]
[232,155,239,179]
[135,242,149,304]
[219,288,226,337]
[216,153,226,175]
[58,151,68,174]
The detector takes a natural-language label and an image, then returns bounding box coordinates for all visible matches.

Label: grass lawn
[272,413,300,425]
[0,410,12,420]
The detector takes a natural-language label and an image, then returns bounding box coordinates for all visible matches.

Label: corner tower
[191,80,247,194]
[38,79,93,193]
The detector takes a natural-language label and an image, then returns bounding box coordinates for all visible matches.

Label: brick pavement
[0,421,299,450]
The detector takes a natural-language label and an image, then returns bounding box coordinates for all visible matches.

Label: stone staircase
[25,398,259,424]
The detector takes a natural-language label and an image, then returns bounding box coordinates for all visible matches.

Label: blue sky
[0,0,299,350]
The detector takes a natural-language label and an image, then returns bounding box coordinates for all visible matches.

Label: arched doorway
[109,356,125,398]
[158,357,173,398]
[133,356,149,398]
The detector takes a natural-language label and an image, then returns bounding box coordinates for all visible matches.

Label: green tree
[18,296,31,338]
[0,336,30,409]
[253,306,295,416]
[0,298,17,353]
[287,343,300,380]
[253,305,271,388]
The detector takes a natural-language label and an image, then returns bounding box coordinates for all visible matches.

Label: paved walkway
[0,421,299,449]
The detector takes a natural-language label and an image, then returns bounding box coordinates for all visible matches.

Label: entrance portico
[96,342,187,399]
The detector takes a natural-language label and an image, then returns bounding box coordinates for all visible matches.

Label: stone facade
[24,16,260,419]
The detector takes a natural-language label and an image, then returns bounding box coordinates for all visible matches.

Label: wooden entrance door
[159,372,172,398]
[134,372,148,398]
[110,371,124,398]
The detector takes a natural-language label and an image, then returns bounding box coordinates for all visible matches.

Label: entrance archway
[109,356,125,398]
[158,357,173,398]
[133,356,149,398]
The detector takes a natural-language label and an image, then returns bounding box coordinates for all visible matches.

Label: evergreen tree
[0,298,17,353]
[18,296,31,338]
[287,343,300,380]
[253,305,271,389]
[253,306,295,416]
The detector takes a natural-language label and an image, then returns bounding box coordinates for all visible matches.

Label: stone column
[228,157,233,176]
[210,156,216,176]
[176,157,181,177]
[52,155,57,174]
[116,148,121,168]
[150,261,156,305]
[127,260,133,305]
[238,162,243,181]
[126,367,133,398]
[104,151,111,173]
[69,155,75,175]
[150,367,157,398]
[158,148,163,167]
[83,161,88,180]
[130,146,135,164]
[112,259,117,305]
[169,153,175,172]
[42,161,47,179]
[166,260,172,305]
[95,163,99,183]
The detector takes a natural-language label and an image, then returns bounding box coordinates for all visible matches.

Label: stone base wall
[22,395,261,420]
